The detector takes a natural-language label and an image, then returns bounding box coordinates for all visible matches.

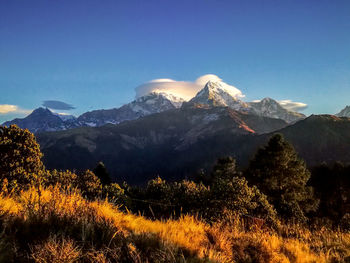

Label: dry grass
[0,186,349,262]
[31,237,81,263]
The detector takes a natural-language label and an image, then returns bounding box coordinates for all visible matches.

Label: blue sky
[1,0,350,122]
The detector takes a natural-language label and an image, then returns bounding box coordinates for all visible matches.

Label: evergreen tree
[211,156,241,182]
[0,125,44,188]
[93,161,111,185]
[246,134,318,222]
[209,157,278,226]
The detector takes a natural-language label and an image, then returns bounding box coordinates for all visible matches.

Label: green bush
[0,125,44,189]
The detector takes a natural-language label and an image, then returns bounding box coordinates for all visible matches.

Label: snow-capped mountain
[53,112,77,121]
[2,80,306,133]
[336,106,350,117]
[187,81,305,123]
[248,98,306,123]
[77,92,184,127]
[188,80,250,110]
[2,92,184,132]
[2,108,80,133]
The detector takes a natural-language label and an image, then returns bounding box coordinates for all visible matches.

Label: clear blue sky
[1,0,350,122]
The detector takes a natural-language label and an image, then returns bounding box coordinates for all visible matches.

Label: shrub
[0,125,44,189]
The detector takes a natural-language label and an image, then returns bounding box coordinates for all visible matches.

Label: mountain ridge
[3,80,309,132]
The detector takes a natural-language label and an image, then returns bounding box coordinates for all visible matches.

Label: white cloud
[0,105,17,114]
[278,100,308,112]
[0,104,32,115]
[135,74,244,101]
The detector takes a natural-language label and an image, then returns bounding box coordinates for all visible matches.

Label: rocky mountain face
[248,98,306,123]
[78,92,184,127]
[2,108,80,133]
[336,106,350,117]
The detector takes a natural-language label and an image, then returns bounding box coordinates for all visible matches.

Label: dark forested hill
[37,108,350,185]
[37,106,287,184]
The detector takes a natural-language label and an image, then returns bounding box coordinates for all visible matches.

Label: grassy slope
[1,187,349,262]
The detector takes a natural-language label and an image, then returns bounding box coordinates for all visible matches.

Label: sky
[0,0,350,122]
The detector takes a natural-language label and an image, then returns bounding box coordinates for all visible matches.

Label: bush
[0,125,44,189]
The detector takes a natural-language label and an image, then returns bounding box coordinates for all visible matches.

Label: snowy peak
[336,106,350,117]
[78,92,185,127]
[53,112,77,121]
[2,107,79,133]
[148,91,185,108]
[249,97,281,112]
[249,98,305,123]
[132,92,184,113]
[187,83,304,123]
[188,81,249,110]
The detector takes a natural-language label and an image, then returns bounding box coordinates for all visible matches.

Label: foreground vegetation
[0,125,349,262]
[1,186,349,262]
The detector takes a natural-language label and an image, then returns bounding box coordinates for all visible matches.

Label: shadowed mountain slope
[38,106,287,184]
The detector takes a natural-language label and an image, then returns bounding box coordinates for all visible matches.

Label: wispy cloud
[42,100,75,110]
[135,74,244,101]
[0,104,32,115]
[278,100,308,112]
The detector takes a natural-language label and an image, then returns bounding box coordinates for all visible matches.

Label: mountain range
[3,80,307,133]
[3,79,350,185]
[36,107,350,185]
[37,105,289,184]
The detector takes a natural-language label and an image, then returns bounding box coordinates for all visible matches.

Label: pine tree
[209,157,278,226]
[211,156,241,182]
[246,134,318,222]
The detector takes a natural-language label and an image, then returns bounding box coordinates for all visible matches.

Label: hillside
[38,106,288,184]
[2,186,348,263]
[37,110,350,184]
[273,115,350,165]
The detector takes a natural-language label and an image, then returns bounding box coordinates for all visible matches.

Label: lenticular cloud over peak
[135,74,244,101]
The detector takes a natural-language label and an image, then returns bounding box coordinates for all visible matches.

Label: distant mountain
[336,106,350,117]
[2,80,305,133]
[187,81,305,123]
[37,113,350,185]
[37,106,288,184]
[77,92,184,127]
[188,80,250,110]
[53,112,77,122]
[248,98,306,123]
[2,92,185,133]
[2,108,80,133]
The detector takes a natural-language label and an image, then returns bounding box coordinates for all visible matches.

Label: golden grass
[31,237,81,263]
[0,186,349,263]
